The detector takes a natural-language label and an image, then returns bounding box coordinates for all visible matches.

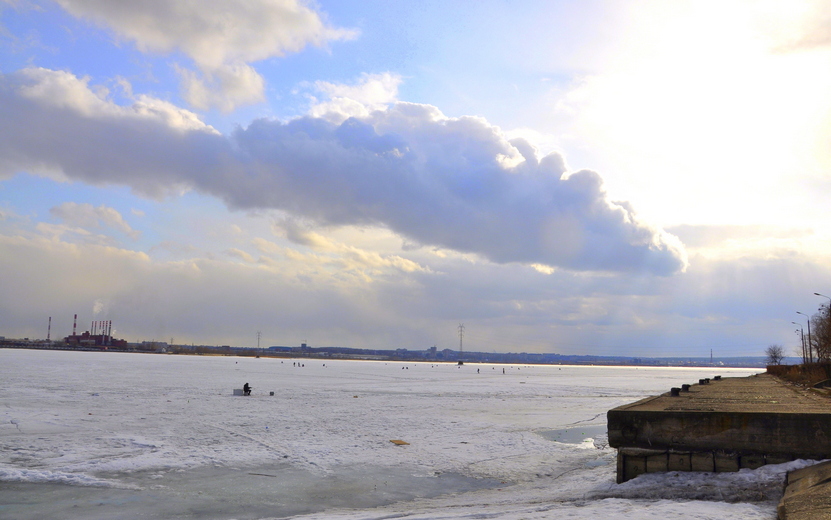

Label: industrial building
[63,314,127,348]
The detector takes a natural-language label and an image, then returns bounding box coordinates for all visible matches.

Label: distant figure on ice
[243,383,251,396]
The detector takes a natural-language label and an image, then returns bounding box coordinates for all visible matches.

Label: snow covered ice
[0,349,801,519]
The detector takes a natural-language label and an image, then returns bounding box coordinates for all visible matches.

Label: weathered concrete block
[618,448,665,482]
[784,459,831,496]
[714,451,740,472]
[739,454,766,469]
[740,454,765,469]
[780,463,831,520]
[646,453,668,472]
[667,451,691,472]
[766,453,794,465]
[624,454,647,481]
[690,451,714,472]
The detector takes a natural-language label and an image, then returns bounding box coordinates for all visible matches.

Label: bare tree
[766,344,785,365]
[812,305,831,362]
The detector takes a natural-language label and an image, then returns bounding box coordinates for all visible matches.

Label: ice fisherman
[243,382,251,396]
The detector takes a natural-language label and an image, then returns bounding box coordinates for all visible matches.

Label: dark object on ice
[243,383,251,396]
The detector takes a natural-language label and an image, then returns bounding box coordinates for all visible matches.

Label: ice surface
[0,350,789,519]
[2,465,501,520]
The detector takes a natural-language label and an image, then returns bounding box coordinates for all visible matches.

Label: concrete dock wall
[609,410,831,456]
[607,374,831,483]
[615,447,795,483]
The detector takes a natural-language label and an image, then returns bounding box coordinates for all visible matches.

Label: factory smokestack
[47,317,51,341]
[73,314,77,336]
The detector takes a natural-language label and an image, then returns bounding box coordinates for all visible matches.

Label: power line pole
[458,323,465,354]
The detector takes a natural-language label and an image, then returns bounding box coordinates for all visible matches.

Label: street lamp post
[797,311,813,363]
[793,321,806,364]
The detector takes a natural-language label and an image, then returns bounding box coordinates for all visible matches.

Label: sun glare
[557,1,831,228]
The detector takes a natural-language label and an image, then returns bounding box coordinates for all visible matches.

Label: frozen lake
[0,349,799,519]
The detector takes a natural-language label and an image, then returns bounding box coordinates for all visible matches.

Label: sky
[1,0,830,357]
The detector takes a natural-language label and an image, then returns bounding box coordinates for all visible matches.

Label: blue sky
[2,0,831,356]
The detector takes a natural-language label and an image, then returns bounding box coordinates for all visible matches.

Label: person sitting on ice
[243,382,251,396]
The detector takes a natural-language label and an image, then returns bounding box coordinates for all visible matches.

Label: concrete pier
[778,459,831,519]
[607,373,831,484]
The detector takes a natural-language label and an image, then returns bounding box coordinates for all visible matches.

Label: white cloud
[0,67,687,275]
[12,68,217,134]
[16,67,117,117]
[270,219,428,276]
[54,0,357,111]
[177,62,266,113]
[226,247,256,263]
[50,201,140,239]
[0,68,217,197]
[308,72,402,123]
[131,94,219,133]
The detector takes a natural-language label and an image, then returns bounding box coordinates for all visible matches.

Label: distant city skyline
[2,1,831,357]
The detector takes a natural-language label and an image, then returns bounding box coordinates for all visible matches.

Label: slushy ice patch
[0,463,505,520]
[537,424,608,446]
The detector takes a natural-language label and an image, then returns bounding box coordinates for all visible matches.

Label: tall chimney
[47,317,51,341]
[73,314,77,336]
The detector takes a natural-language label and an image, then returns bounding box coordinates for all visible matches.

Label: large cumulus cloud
[0,68,687,274]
